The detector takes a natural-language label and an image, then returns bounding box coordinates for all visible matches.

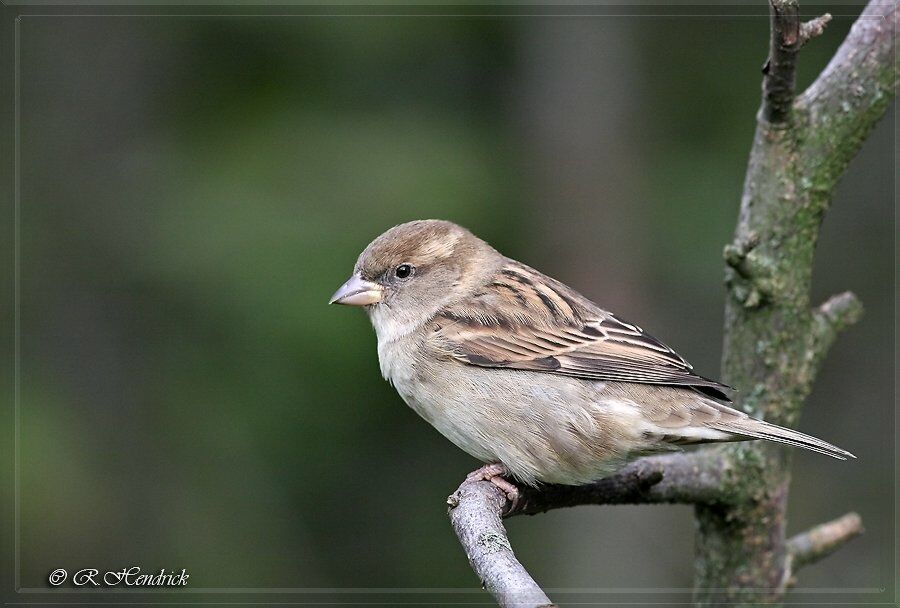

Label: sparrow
[330,220,853,498]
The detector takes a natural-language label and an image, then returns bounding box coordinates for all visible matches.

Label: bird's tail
[718,417,855,460]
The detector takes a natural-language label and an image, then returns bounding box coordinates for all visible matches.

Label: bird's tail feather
[718,419,855,460]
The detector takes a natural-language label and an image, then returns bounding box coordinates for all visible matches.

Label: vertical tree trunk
[692,1,895,603]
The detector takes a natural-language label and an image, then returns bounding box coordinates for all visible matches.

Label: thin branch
[803,291,864,381]
[797,0,898,188]
[447,481,555,608]
[763,0,802,124]
[812,291,864,342]
[799,13,832,47]
[814,291,865,329]
[783,512,864,587]
[507,451,727,517]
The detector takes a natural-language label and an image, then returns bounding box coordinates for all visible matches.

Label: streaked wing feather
[435,261,732,401]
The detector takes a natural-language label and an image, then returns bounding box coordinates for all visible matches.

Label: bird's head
[329,219,501,338]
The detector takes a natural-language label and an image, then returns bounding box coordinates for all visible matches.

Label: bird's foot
[466,463,521,509]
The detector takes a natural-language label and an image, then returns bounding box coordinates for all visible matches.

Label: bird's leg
[466,462,521,506]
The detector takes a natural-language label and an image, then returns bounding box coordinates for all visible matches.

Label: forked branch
[447,452,725,608]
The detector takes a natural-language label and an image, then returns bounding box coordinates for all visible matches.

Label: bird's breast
[374,330,423,389]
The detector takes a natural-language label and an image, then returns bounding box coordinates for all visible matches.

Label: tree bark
[447,482,554,608]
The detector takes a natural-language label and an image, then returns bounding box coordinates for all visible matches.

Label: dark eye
[395,264,414,279]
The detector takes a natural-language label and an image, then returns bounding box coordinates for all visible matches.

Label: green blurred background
[4,3,894,604]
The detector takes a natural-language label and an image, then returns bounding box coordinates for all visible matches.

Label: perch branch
[782,512,864,588]
[447,451,727,607]
[506,451,727,517]
[447,481,554,608]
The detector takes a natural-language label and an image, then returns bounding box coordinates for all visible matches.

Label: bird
[329,219,853,499]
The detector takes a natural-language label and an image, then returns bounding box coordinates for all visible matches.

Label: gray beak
[329,273,384,306]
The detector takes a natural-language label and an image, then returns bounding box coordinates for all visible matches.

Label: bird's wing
[432,261,732,401]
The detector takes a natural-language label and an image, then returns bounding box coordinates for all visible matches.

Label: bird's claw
[466,463,521,511]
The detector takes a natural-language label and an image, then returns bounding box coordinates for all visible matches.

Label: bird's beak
[329,273,384,306]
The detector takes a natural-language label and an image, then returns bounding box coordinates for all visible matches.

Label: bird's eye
[395,264,414,279]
